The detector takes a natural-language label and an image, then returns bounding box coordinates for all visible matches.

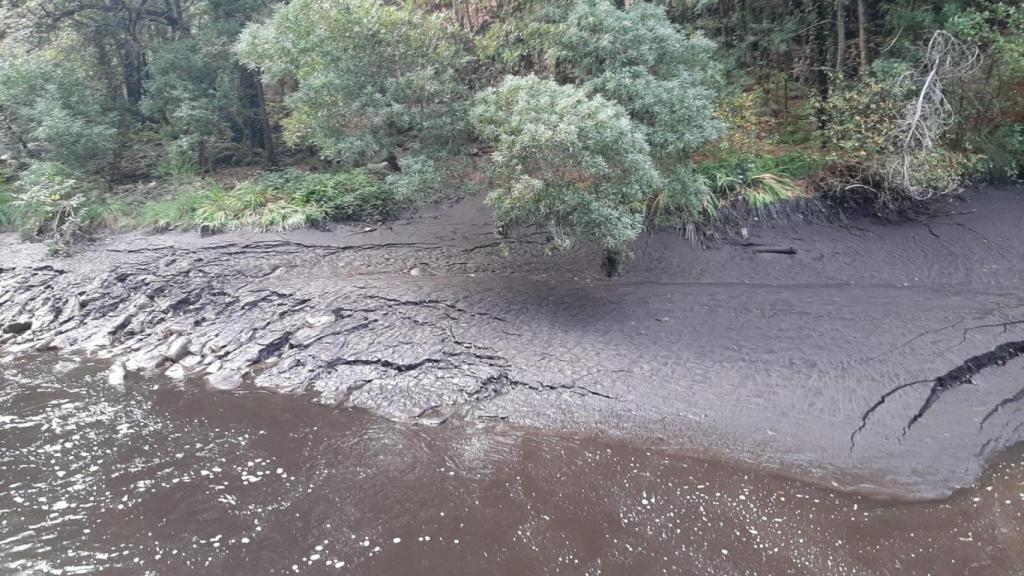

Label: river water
[1,354,1022,576]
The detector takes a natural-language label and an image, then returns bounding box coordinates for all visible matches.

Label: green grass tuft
[137,191,206,232]
[0,189,18,231]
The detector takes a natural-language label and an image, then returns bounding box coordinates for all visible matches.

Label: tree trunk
[197,137,208,173]
[117,39,146,105]
[254,76,276,166]
[813,0,831,132]
[857,0,870,76]
[835,0,846,75]
[385,149,401,172]
[238,68,277,166]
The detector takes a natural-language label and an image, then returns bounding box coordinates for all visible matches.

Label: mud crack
[324,356,446,373]
[469,374,616,402]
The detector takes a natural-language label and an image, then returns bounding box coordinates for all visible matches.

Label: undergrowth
[135,169,404,235]
[0,163,412,252]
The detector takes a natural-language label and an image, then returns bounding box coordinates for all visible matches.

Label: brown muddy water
[1,355,1022,576]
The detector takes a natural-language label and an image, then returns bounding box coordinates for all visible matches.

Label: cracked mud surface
[2,187,1023,499]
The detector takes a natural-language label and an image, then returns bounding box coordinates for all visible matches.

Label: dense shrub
[236,0,470,166]
[813,72,979,205]
[0,189,16,231]
[143,39,244,173]
[143,40,239,143]
[8,162,92,253]
[191,182,326,234]
[975,124,1024,182]
[137,191,208,232]
[155,137,204,181]
[257,169,401,221]
[0,48,117,171]
[134,168,402,234]
[470,76,659,258]
[646,166,718,242]
[818,77,903,160]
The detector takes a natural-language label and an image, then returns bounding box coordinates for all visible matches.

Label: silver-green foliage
[236,0,469,165]
[0,48,117,170]
[540,0,723,162]
[470,76,660,253]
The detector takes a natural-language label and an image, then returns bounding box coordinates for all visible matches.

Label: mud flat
[1,187,1023,499]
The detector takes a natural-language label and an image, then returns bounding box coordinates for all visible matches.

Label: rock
[131,296,153,311]
[305,314,335,327]
[2,320,32,335]
[33,338,57,351]
[82,330,112,349]
[203,340,226,355]
[54,361,77,374]
[164,364,187,380]
[208,370,242,391]
[108,360,127,388]
[106,313,133,335]
[223,343,263,369]
[291,326,327,347]
[410,267,423,276]
[257,331,289,346]
[8,340,41,353]
[165,324,190,336]
[129,348,166,372]
[162,336,190,362]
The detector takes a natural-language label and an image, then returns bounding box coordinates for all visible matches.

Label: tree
[0,46,117,170]
[858,0,870,76]
[236,0,470,169]
[0,0,278,172]
[142,39,240,170]
[470,75,660,271]
[541,0,723,163]
[836,0,847,74]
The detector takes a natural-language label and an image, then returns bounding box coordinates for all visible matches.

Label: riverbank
[2,186,1023,499]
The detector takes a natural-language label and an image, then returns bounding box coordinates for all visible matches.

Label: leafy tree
[0,46,116,170]
[561,2,720,159]
[142,38,244,170]
[470,75,660,269]
[544,0,723,162]
[236,0,470,169]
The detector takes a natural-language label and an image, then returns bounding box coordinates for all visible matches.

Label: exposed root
[854,332,1024,448]
[978,386,1024,431]
[850,379,931,451]
[905,340,1024,434]
[962,320,1024,344]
